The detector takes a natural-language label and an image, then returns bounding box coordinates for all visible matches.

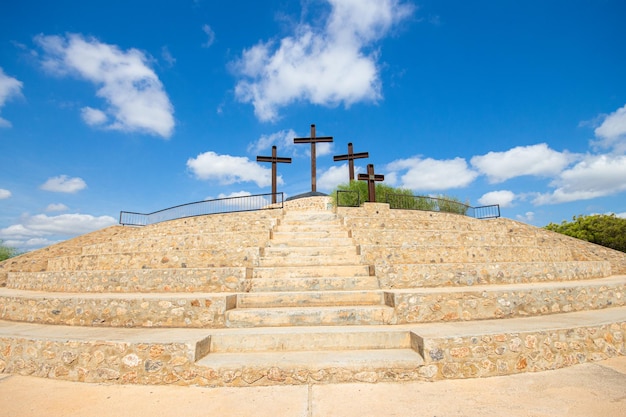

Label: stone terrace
[0,197,624,386]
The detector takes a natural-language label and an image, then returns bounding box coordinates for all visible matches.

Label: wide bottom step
[197,348,424,374]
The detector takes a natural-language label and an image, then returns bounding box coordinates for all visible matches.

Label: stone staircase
[0,197,624,387]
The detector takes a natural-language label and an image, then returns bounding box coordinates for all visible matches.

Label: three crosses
[256,124,384,203]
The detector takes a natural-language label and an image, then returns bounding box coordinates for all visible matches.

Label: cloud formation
[0,189,12,199]
[533,154,626,205]
[40,175,87,193]
[247,129,298,155]
[317,163,361,191]
[0,67,23,128]
[187,151,274,188]
[0,212,117,249]
[594,104,626,153]
[202,25,216,48]
[233,0,414,121]
[471,143,573,183]
[35,33,175,138]
[386,157,478,191]
[478,190,516,207]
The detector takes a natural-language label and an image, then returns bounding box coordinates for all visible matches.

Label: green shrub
[0,240,19,261]
[330,182,469,215]
[544,214,626,253]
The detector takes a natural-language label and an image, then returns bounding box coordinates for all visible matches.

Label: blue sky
[1,0,625,252]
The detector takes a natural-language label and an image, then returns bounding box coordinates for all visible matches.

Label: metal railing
[119,192,284,226]
[335,190,361,207]
[386,194,500,219]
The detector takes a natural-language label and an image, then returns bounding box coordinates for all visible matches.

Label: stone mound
[0,196,624,387]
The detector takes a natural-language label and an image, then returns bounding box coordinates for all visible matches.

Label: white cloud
[0,189,11,199]
[40,175,87,193]
[161,46,176,66]
[233,0,414,121]
[478,190,516,208]
[317,163,361,191]
[45,203,69,212]
[81,106,108,125]
[516,212,535,223]
[386,157,478,191]
[247,129,298,155]
[0,212,117,250]
[471,143,573,183]
[593,104,626,153]
[187,151,274,188]
[35,33,175,138]
[615,212,626,219]
[533,154,626,205]
[216,191,252,199]
[0,67,23,128]
[202,25,216,48]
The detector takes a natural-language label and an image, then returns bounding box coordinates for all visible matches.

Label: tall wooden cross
[256,146,292,203]
[294,124,333,193]
[357,164,384,203]
[333,142,369,181]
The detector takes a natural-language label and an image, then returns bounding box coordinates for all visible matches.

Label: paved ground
[1,357,625,417]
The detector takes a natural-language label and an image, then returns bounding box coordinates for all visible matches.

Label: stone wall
[0,292,235,328]
[7,268,250,293]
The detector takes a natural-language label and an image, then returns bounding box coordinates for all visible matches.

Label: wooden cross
[294,124,333,192]
[333,142,369,181]
[357,164,384,203]
[256,146,292,203]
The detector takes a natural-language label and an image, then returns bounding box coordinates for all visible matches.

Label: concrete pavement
[1,356,625,417]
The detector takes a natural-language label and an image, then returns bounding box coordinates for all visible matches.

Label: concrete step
[237,290,384,308]
[252,265,372,279]
[268,237,354,247]
[259,255,361,267]
[197,348,424,377]
[225,305,396,328]
[207,326,413,353]
[248,276,380,292]
[262,246,357,258]
[272,230,349,239]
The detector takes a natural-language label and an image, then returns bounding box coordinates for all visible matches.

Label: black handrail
[119,192,284,226]
[336,190,361,207]
[386,194,500,219]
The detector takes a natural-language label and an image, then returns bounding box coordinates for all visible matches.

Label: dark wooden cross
[333,142,369,181]
[357,164,384,203]
[256,146,292,203]
[294,124,333,192]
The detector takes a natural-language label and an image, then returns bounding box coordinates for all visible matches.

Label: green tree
[544,214,626,253]
[0,240,19,261]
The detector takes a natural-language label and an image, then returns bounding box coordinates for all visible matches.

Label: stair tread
[197,348,424,369]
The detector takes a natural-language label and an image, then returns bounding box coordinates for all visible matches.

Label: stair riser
[248,277,380,292]
[259,256,361,267]
[252,266,372,279]
[237,291,384,308]
[268,238,354,247]
[226,307,396,328]
[209,331,412,353]
[263,247,357,257]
